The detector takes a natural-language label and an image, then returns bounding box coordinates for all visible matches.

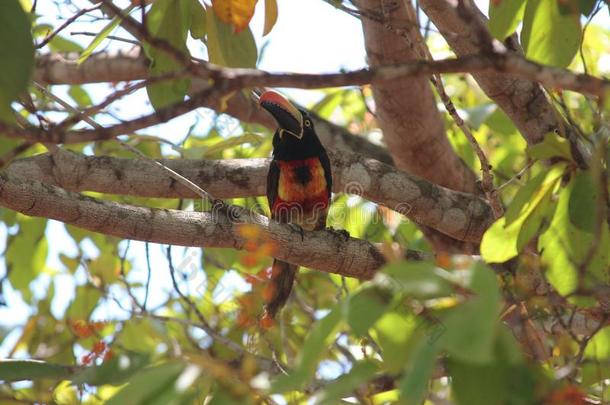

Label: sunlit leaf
[521,0,582,67]
[488,0,526,40]
[78,7,132,64]
[481,165,565,263]
[373,311,418,374]
[539,172,610,295]
[527,132,574,162]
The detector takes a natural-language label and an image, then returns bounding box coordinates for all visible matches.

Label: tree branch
[0,171,384,279]
[33,51,394,165]
[18,54,610,146]
[417,0,592,149]
[5,149,493,242]
[355,0,478,193]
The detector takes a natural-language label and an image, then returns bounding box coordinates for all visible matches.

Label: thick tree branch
[356,0,478,194]
[5,149,493,242]
[0,171,384,279]
[417,0,588,147]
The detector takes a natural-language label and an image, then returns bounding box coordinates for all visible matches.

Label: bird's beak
[259,90,304,139]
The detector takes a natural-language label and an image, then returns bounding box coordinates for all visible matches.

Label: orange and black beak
[259,90,304,139]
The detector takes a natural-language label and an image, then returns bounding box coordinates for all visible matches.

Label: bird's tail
[263,259,298,319]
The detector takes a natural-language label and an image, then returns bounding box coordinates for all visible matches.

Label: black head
[259,90,325,160]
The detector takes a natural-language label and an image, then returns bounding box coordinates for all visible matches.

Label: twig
[36,4,102,49]
[70,31,139,46]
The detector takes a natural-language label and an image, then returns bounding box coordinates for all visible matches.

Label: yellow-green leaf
[521,0,582,68]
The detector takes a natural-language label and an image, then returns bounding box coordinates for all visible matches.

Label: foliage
[0,0,609,404]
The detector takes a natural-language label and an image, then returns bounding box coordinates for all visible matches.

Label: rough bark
[0,171,384,279]
[6,149,493,243]
[356,0,478,193]
[418,0,559,145]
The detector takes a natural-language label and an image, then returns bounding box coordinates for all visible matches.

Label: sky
[0,0,608,362]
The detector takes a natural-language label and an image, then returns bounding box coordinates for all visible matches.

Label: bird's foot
[329,227,350,241]
[288,223,305,241]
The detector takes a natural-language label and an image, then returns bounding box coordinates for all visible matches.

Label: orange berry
[244,241,258,252]
[262,284,276,302]
[92,340,106,355]
[260,314,275,329]
[81,353,94,365]
[103,350,114,362]
[241,254,258,267]
[244,274,259,285]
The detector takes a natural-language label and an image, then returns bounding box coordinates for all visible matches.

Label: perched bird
[259,90,332,319]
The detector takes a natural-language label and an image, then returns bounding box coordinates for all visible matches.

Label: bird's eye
[304,119,311,127]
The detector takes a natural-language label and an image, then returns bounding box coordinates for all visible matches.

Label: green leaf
[78,7,132,64]
[206,10,257,68]
[482,165,564,263]
[311,360,378,405]
[72,352,150,386]
[449,327,539,405]
[439,262,500,364]
[373,311,418,374]
[521,0,582,67]
[399,338,441,405]
[380,261,455,299]
[48,36,84,53]
[0,359,71,382]
[66,285,102,320]
[539,172,610,295]
[0,0,34,122]
[527,132,574,162]
[480,216,523,263]
[106,362,185,405]
[184,133,263,158]
[488,0,527,40]
[578,0,597,16]
[568,170,600,232]
[271,306,342,392]
[68,86,92,107]
[344,285,392,337]
[145,0,192,110]
[6,216,48,293]
[53,381,79,405]
[190,0,207,39]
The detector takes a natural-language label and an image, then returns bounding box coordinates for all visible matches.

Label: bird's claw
[288,223,305,241]
[329,227,350,241]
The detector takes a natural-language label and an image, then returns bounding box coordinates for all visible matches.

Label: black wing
[267,159,280,220]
